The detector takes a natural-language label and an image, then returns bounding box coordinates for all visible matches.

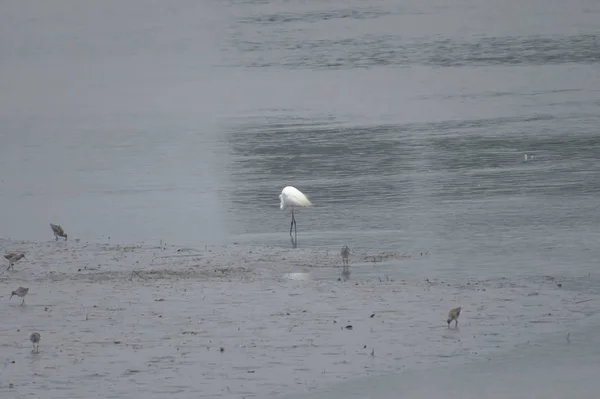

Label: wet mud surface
[1,238,599,398]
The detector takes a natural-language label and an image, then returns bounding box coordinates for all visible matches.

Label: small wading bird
[10,287,29,305]
[447,306,462,328]
[30,332,41,353]
[279,186,312,248]
[4,252,26,271]
[341,245,350,270]
[50,223,68,240]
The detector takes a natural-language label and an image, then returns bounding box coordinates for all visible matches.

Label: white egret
[279,186,312,247]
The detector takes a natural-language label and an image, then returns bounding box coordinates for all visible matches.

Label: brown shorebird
[341,245,350,270]
[50,223,68,240]
[447,306,462,328]
[4,252,27,271]
[10,287,29,305]
[30,332,41,353]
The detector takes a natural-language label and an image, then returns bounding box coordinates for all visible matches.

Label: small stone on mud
[345,325,353,330]
[220,347,225,352]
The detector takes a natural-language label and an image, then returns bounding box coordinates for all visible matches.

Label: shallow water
[1,0,600,397]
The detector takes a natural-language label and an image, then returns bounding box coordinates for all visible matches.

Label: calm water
[1,0,600,280]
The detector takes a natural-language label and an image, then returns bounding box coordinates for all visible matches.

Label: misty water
[1,0,600,396]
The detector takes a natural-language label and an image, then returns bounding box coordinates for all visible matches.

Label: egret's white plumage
[279,186,312,210]
[279,186,312,247]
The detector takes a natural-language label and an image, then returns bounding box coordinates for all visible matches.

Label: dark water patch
[239,7,391,25]
[225,119,421,214]
[225,114,600,208]
[227,34,600,69]
[425,129,600,199]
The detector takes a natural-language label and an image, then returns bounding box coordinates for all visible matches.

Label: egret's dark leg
[290,209,297,241]
[289,209,297,248]
[293,215,297,244]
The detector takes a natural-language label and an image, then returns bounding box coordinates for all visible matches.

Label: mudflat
[1,238,598,398]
